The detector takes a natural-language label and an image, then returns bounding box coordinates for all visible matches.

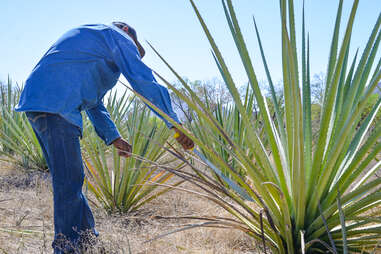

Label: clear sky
[1,0,380,88]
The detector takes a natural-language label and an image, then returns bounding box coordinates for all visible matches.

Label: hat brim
[134,39,145,58]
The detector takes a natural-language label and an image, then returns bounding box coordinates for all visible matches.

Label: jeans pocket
[26,112,48,133]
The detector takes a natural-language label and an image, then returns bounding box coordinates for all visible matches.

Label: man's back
[17,23,180,132]
[16,24,135,128]
[18,22,191,254]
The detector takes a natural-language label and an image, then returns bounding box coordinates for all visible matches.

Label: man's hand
[112,137,132,157]
[173,127,194,150]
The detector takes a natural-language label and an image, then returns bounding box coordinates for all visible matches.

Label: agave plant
[82,93,183,213]
[135,0,381,252]
[186,85,260,180]
[0,78,47,171]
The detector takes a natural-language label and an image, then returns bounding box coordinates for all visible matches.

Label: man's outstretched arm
[107,30,180,128]
[106,29,194,149]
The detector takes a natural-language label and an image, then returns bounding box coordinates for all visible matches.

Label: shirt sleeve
[86,103,121,145]
[106,30,181,128]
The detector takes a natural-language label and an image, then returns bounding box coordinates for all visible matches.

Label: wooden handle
[173,132,180,139]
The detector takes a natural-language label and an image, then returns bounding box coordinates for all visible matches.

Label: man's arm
[86,103,132,155]
[106,30,181,128]
[105,29,194,150]
[85,103,121,145]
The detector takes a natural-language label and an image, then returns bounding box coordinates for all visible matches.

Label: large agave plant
[135,0,381,252]
[82,93,183,213]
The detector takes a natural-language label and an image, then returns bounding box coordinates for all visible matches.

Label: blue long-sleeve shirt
[16,24,180,145]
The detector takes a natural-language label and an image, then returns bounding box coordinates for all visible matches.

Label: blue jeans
[26,112,97,253]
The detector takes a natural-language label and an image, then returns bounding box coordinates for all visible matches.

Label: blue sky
[1,0,380,88]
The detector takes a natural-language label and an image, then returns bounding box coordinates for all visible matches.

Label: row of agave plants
[0,0,380,252]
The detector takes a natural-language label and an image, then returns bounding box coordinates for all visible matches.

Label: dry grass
[0,162,256,254]
[1,153,380,254]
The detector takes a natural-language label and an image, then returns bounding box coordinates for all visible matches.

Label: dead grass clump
[0,168,49,191]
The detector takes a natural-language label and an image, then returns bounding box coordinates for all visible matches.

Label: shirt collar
[109,24,138,48]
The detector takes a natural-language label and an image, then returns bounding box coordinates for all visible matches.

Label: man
[16,22,194,253]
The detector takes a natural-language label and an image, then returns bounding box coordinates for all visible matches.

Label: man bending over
[16,21,193,253]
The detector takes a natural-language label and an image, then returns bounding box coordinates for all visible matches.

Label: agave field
[0,0,380,253]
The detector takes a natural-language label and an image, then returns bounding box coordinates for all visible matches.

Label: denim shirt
[16,24,180,145]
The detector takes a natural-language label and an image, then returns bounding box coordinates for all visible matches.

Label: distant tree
[311,72,325,105]
[170,77,233,123]
[375,82,381,96]
[170,79,194,123]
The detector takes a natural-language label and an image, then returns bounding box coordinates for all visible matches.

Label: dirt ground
[0,163,256,254]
